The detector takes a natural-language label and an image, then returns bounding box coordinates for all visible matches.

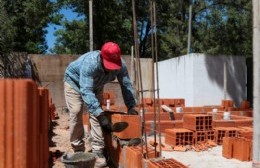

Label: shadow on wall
[205,55,246,107]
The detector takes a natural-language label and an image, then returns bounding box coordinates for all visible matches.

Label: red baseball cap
[101,42,122,70]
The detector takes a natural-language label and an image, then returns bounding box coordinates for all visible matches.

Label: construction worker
[64,41,138,167]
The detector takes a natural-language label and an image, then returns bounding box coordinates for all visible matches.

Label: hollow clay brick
[111,114,141,139]
[183,114,212,131]
[0,79,42,168]
[165,128,193,147]
[222,137,234,159]
[14,79,40,168]
[0,80,5,168]
[214,127,239,144]
[38,88,50,168]
[212,120,236,128]
[125,146,159,168]
[162,99,175,107]
[6,80,15,168]
[145,112,172,121]
[233,137,252,161]
[234,120,253,127]
[194,131,207,144]
[147,158,188,168]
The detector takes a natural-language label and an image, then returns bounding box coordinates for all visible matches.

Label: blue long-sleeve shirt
[64,50,136,116]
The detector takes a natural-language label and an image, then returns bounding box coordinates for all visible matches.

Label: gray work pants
[64,82,104,153]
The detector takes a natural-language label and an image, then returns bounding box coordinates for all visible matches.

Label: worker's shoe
[93,153,107,167]
[71,142,85,153]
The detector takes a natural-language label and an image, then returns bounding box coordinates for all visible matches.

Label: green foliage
[52,0,252,60]
[0,0,53,54]
[51,19,88,54]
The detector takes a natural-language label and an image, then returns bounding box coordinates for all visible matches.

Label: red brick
[183,114,212,131]
[111,114,141,139]
[165,128,193,147]
[194,131,207,144]
[240,100,250,110]
[143,98,153,106]
[162,99,175,107]
[147,158,188,168]
[222,137,234,159]
[145,112,172,121]
[38,88,50,168]
[0,80,5,168]
[212,120,236,128]
[233,138,252,161]
[214,127,239,144]
[234,120,253,127]
[14,79,40,168]
[125,146,159,168]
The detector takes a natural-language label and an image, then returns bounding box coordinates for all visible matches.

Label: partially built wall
[30,54,153,109]
[156,53,247,107]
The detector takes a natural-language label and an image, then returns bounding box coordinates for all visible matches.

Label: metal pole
[89,0,93,51]
[153,0,162,156]
[132,0,148,159]
[253,0,260,167]
[224,62,227,100]
[187,0,192,54]
[150,0,157,157]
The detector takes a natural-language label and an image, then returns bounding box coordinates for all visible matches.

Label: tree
[51,19,88,54]
[53,0,252,60]
[0,0,53,54]
[54,0,134,54]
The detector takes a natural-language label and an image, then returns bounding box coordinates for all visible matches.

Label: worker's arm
[79,61,103,117]
[117,59,137,111]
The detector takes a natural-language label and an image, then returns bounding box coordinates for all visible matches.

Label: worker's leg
[89,88,107,167]
[64,82,85,152]
[89,87,104,153]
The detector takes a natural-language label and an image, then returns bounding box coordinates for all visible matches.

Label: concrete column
[253,0,260,167]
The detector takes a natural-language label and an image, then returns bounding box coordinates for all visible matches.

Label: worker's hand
[127,108,138,115]
[96,112,113,132]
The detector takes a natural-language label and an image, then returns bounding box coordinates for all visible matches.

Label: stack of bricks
[165,128,193,147]
[183,114,213,145]
[214,127,240,144]
[105,133,161,168]
[142,98,185,134]
[222,137,252,161]
[0,79,50,168]
[105,113,146,167]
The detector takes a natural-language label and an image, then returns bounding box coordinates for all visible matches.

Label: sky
[45,8,83,53]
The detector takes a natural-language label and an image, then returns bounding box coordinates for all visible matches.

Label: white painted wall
[156,53,246,107]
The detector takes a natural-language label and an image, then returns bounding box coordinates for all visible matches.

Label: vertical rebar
[152,0,162,156]
[132,0,148,159]
[150,0,157,157]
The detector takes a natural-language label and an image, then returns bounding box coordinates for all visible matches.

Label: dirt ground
[49,108,252,168]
